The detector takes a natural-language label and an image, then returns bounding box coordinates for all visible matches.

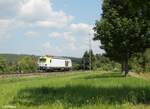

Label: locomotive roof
[40,56,71,60]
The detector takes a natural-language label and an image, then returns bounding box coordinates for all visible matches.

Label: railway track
[0,71,72,78]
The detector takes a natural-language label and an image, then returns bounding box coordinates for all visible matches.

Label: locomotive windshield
[39,58,46,62]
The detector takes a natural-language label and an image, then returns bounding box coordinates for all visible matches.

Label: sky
[0,0,103,57]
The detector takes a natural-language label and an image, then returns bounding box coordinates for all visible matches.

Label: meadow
[0,71,150,109]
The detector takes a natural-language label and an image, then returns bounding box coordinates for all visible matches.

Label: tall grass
[0,71,150,109]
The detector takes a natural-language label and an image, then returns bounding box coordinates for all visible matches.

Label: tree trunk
[124,58,129,77]
[141,52,146,72]
[121,62,125,73]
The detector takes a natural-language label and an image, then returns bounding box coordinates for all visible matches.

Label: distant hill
[0,54,38,63]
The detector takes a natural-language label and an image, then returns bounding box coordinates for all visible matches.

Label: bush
[72,63,81,70]
[17,56,37,73]
[96,62,121,72]
[129,51,150,73]
[0,57,7,73]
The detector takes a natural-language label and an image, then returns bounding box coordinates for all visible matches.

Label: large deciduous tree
[94,0,150,76]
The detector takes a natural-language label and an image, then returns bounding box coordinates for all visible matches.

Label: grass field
[0,71,150,109]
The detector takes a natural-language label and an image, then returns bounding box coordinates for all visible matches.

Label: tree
[89,50,97,70]
[81,51,89,70]
[94,0,150,76]
[81,50,96,70]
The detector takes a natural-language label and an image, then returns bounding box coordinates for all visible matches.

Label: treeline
[0,52,149,74]
[80,50,120,71]
[80,49,150,73]
[0,55,37,73]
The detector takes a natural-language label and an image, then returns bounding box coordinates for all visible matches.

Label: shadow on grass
[82,73,124,80]
[12,85,150,107]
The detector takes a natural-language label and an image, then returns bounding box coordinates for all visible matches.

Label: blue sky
[0,0,103,57]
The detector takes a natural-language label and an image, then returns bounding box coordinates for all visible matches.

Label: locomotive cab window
[39,58,46,62]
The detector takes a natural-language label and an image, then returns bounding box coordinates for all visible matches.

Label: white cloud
[92,40,105,54]
[68,43,77,51]
[19,0,52,21]
[0,0,74,29]
[0,31,11,42]
[48,31,78,51]
[62,32,78,51]
[63,32,76,43]
[70,23,94,34]
[0,19,13,41]
[0,19,13,30]
[49,32,61,38]
[24,31,39,38]
[42,42,63,55]
[18,0,73,28]
[0,0,22,18]
[49,32,76,43]
[36,20,67,28]
[69,23,103,54]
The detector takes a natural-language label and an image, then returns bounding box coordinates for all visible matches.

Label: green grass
[0,71,150,109]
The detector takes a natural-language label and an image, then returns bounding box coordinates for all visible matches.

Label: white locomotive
[38,56,72,71]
